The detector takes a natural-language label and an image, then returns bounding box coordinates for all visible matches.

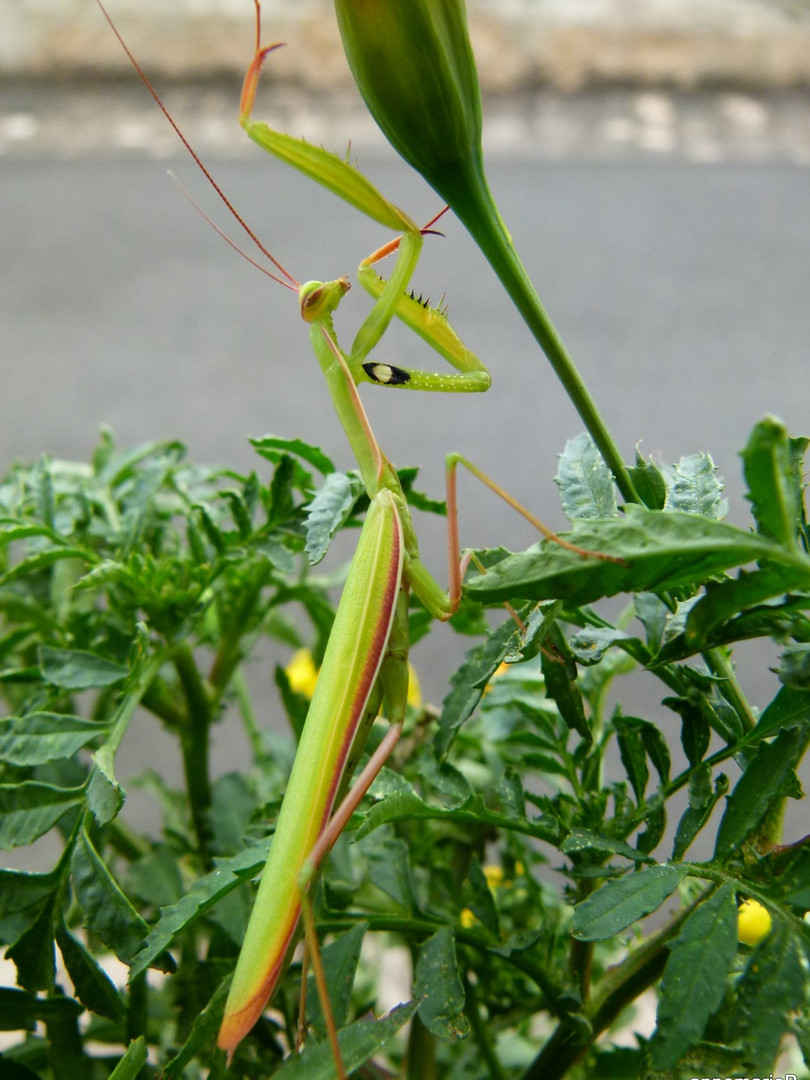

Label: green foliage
[2,418,807,1079]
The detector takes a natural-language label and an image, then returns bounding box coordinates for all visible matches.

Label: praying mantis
[98,1,606,1072]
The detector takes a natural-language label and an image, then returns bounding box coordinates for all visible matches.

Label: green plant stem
[46,990,89,1080]
[173,643,213,862]
[405,1014,436,1080]
[141,676,187,731]
[463,973,510,1080]
[702,646,757,734]
[521,900,695,1080]
[232,666,264,760]
[126,970,148,1044]
[447,165,638,506]
[208,566,270,697]
[568,881,595,1004]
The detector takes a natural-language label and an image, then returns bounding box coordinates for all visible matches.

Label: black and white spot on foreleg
[362,362,411,386]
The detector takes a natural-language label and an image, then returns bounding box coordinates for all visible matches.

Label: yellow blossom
[737,898,772,946]
[483,865,504,890]
[284,649,319,698]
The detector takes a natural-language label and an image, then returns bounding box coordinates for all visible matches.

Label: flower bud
[737,898,772,946]
[334,0,484,206]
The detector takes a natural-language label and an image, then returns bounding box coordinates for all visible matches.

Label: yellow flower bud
[737,898,772,946]
[483,865,504,890]
[334,0,486,212]
[460,907,477,929]
[285,649,319,699]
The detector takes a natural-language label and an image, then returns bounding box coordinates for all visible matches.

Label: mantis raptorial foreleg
[97,2,612,1073]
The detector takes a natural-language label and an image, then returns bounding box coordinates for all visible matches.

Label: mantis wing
[218,488,405,1052]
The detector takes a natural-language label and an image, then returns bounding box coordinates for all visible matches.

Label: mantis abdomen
[219,489,405,1052]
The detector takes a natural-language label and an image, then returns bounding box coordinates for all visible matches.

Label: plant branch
[173,642,214,862]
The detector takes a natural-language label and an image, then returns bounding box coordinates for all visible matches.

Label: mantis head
[299,278,351,324]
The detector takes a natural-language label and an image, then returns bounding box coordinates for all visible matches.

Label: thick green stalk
[446,163,638,506]
[173,643,213,863]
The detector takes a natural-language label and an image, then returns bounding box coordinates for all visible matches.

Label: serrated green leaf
[561,829,652,863]
[0,546,93,586]
[0,714,110,766]
[192,503,226,554]
[571,864,687,940]
[643,731,672,789]
[364,830,416,911]
[555,433,618,521]
[56,923,124,1021]
[162,976,231,1079]
[748,685,810,743]
[741,416,802,549]
[650,884,737,1069]
[0,782,84,849]
[38,647,128,690]
[128,842,268,979]
[207,772,256,855]
[770,847,810,908]
[107,1036,149,1080]
[614,715,649,802]
[250,435,334,477]
[0,521,62,544]
[541,623,589,741]
[435,616,521,758]
[358,768,549,844]
[220,487,253,540]
[255,535,296,573]
[666,697,710,768]
[636,800,666,855]
[569,626,630,665]
[714,726,806,861]
[86,753,124,827]
[465,506,810,608]
[6,891,56,991]
[304,471,365,565]
[398,467,445,516]
[777,643,810,690]
[465,857,499,937]
[628,451,667,511]
[0,868,59,945]
[676,565,806,654]
[413,926,468,1039]
[672,768,728,860]
[272,1001,418,1079]
[307,924,367,1042]
[663,452,726,518]
[635,592,669,651]
[726,919,805,1066]
[70,831,154,968]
